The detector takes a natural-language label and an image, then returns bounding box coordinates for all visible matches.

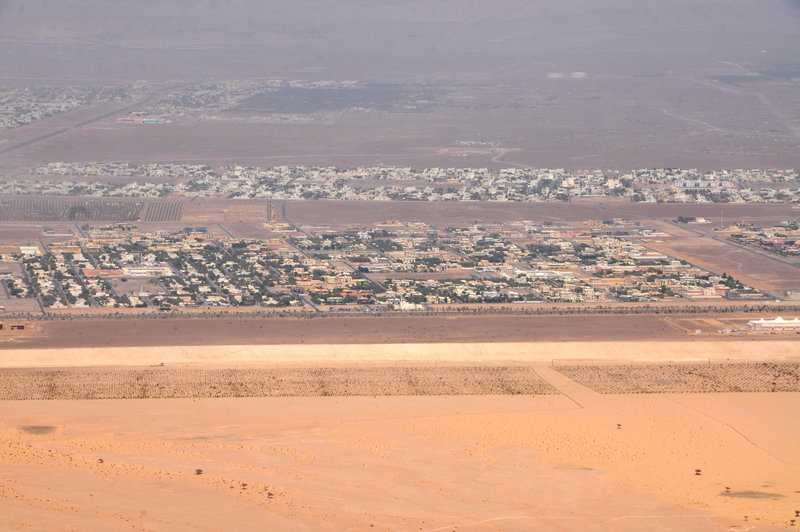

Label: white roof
[749,316,800,324]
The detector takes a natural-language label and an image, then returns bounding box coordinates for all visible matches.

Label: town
[0,163,794,204]
[0,219,766,314]
[0,85,140,130]
[726,220,800,256]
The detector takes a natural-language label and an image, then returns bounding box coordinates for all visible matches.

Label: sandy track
[1,339,798,368]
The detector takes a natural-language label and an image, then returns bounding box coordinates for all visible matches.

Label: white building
[747,317,800,331]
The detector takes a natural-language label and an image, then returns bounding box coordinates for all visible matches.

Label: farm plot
[0,366,557,400]
[182,200,268,222]
[0,197,143,221]
[555,362,800,393]
[142,201,183,221]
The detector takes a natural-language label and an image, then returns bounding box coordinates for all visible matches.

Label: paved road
[0,83,190,157]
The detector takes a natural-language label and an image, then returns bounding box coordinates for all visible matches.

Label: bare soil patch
[281,200,799,225]
[647,236,800,291]
[182,199,268,223]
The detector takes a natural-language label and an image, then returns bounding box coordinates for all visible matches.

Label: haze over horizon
[1,0,799,169]
[1,0,799,81]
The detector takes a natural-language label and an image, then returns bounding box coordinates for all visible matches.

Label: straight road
[0,83,190,157]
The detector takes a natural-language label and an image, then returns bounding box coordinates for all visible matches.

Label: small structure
[747,316,800,331]
[0,321,36,334]
[18,246,41,256]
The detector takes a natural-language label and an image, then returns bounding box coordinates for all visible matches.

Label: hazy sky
[1,1,798,170]
[0,0,798,81]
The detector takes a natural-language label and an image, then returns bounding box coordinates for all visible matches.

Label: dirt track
[0,313,736,349]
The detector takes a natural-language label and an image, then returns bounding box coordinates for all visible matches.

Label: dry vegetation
[555,362,800,394]
[0,366,556,400]
[141,201,183,221]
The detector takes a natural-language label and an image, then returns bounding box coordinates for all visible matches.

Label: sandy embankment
[1,339,798,368]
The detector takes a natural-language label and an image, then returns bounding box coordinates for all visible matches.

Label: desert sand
[1,378,797,531]
[0,336,799,530]
[1,339,799,368]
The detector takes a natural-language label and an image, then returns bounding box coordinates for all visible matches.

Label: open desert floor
[0,331,799,530]
[1,370,798,531]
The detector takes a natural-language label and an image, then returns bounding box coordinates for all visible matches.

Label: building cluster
[726,220,800,257]
[126,79,361,118]
[2,227,299,310]
[0,85,138,130]
[0,220,764,313]
[32,162,214,180]
[6,164,797,204]
[15,163,216,197]
[629,168,800,203]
